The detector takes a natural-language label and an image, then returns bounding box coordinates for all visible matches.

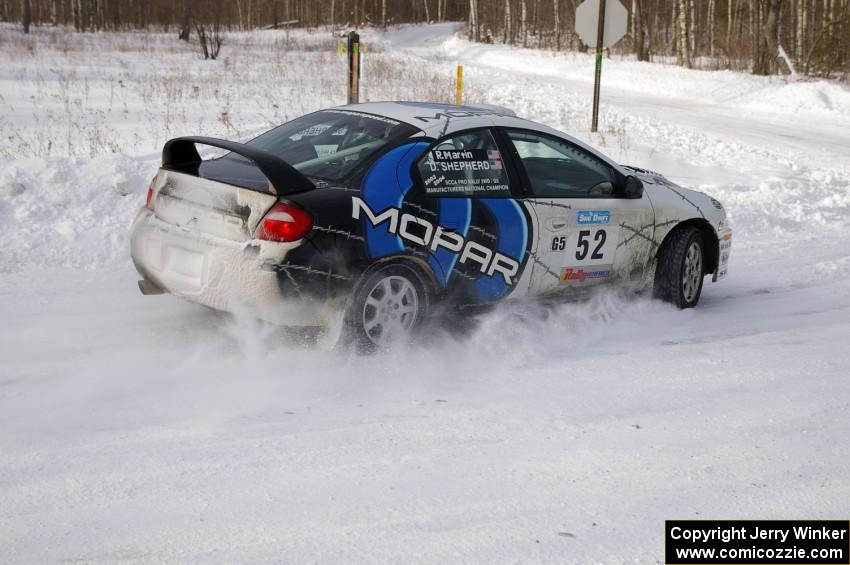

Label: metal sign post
[347,31,361,104]
[574,0,628,132]
[591,0,606,132]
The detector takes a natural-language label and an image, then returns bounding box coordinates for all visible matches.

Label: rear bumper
[130,209,341,326]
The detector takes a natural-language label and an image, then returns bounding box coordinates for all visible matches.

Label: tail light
[255,202,313,242]
[145,175,157,210]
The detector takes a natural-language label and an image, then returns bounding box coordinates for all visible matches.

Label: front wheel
[654,226,705,309]
[345,263,430,353]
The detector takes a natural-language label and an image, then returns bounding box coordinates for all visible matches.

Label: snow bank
[0,154,154,272]
[737,80,850,115]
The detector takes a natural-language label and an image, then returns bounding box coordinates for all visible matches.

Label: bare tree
[20,0,30,32]
[752,0,767,74]
[727,0,735,53]
[553,0,561,50]
[707,0,716,57]
[634,0,649,60]
[468,0,479,41]
[685,0,697,55]
[762,0,783,74]
[503,0,512,44]
[195,22,223,60]
[677,0,692,67]
[796,0,808,60]
[179,0,191,41]
[521,0,528,46]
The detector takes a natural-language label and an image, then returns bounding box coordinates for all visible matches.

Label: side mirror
[623,175,644,199]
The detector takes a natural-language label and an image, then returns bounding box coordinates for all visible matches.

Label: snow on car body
[130,102,731,350]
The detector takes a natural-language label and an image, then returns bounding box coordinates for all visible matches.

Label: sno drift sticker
[577,210,611,225]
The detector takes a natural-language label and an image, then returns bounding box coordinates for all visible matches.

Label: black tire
[344,262,430,354]
[654,226,705,309]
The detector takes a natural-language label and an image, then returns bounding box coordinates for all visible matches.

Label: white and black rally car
[131,102,732,350]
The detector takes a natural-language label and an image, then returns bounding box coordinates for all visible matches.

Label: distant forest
[4,0,849,78]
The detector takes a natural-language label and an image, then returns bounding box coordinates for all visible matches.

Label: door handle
[545,217,569,232]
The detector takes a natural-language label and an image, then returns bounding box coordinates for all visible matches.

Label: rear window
[244,110,418,182]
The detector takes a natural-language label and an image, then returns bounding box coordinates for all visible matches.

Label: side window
[416,129,511,197]
[507,130,617,198]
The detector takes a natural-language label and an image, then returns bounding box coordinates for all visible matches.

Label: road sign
[575,0,628,49]
[574,0,628,132]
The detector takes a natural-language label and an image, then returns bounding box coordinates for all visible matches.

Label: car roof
[336,101,517,128]
[333,101,627,176]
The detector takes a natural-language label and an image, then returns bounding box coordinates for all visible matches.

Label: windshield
[244,110,418,182]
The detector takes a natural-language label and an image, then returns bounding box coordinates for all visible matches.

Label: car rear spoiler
[162,136,315,195]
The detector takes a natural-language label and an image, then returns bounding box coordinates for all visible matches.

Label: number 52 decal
[550,227,616,264]
[576,229,606,260]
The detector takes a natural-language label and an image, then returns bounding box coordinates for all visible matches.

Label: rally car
[130,102,732,351]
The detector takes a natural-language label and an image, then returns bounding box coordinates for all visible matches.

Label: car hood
[625,166,728,230]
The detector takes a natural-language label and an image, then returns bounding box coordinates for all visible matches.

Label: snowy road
[2,24,850,563]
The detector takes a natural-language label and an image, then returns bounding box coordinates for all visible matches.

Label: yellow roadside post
[455,65,463,105]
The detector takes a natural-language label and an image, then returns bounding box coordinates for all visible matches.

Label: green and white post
[590,0,606,133]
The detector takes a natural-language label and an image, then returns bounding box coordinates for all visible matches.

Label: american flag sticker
[487,149,503,170]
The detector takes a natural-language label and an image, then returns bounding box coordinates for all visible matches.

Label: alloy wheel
[361,275,419,346]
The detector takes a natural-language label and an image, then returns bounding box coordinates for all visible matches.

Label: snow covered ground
[1,22,849,563]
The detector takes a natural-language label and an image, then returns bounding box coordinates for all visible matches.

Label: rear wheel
[654,226,705,309]
[345,263,429,353]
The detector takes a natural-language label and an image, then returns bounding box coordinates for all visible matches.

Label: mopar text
[351,197,520,285]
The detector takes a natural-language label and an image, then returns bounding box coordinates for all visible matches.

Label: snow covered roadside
[2,23,850,564]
